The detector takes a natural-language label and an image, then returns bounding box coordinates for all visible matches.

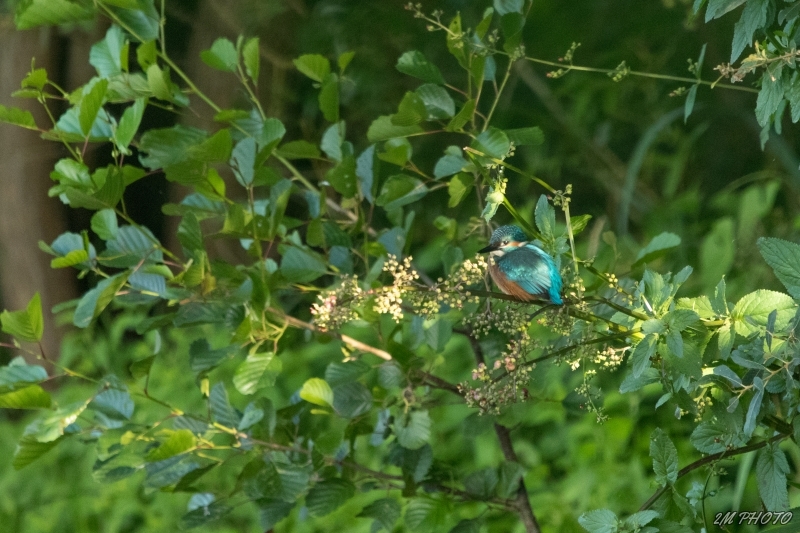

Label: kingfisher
[478,225,563,305]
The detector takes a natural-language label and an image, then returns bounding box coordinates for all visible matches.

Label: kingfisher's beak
[477,243,496,253]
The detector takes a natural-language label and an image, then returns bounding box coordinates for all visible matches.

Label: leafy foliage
[2,1,800,532]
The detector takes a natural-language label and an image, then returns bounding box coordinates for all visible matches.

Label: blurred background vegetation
[0,0,797,531]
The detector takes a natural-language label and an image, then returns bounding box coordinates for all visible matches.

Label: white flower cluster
[310,275,363,331]
[374,255,419,322]
[592,346,626,369]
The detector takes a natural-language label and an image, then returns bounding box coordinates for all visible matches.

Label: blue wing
[496,245,563,304]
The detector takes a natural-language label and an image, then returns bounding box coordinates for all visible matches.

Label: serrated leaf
[731,290,795,336]
[534,194,556,239]
[79,79,108,137]
[1,292,43,343]
[578,509,619,533]
[300,378,333,407]
[757,443,790,511]
[395,409,431,450]
[631,334,657,378]
[306,478,355,517]
[650,428,678,486]
[325,360,370,387]
[758,237,800,300]
[99,225,163,267]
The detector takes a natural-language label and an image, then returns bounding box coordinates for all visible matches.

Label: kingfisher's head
[478,225,528,256]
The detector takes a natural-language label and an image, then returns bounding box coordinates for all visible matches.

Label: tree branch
[469,328,542,533]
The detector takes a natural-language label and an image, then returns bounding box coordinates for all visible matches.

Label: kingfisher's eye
[501,240,508,245]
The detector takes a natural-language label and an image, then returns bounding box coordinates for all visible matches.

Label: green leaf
[115,98,146,154]
[243,37,260,83]
[35,401,89,442]
[631,334,657,378]
[258,499,295,530]
[494,0,524,15]
[110,1,159,42]
[624,510,659,529]
[1,292,43,343]
[91,388,134,420]
[0,105,38,130]
[79,79,108,137]
[139,125,207,169]
[13,434,62,470]
[705,0,747,21]
[358,498,401,532]
[147,429,196,461]
[416,84,455,119]
[731,290,795,336]
[300,378,334,407]
[395,409,431,450]
[189,339,235,374]
[15,0,95,29]
[578,509,619,533]
[684,84,698,124]
[756,66,785,127]
[73,272,127,326]
[276,140,320,160]
[464,467,498,498]
[497,461,525,498]
[506,126,545,146]
[233,352,282,395]
[200,38,238,72]
[294,54,330,82]
[0,385,51,409]
[446,99,475,132]
[731,0,768,61]
[280,247,327,283]
[634,232,681,266]
[332,382,373,418]
[448,173,473,207]
[91,209,119,240]
[0,358,48,387]
[395,51,445,85]
[306,478,355,517]
[472,127,510,158]
[757,443,790,511]
[690,407,746,453]
[434,146,468,179]
[231,137,256,186]
[758,237,800,300]
[99,225,163,267]
[376,175,428,211]
[325,155,358,198]
[367,115,423,143]
[650,428,678,486]
[238,402,265,430]
[319,74,340,123]
[534,194,556,239]
[180,498,231,529]
[392,91,427,127]
[129,355,155,379]
[209,382,239,428]
[90,25,127,78]
[145,455,200,488]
